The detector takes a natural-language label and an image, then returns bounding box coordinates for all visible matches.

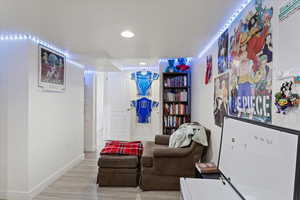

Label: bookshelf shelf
[164,114,190,117]
[162,72,191,135]
[163,72,188,76]
[165,127,180,129]
[164,87,189,89]
[163,101,188,104]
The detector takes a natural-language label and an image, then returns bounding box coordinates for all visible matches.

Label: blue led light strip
[197,0,253,58]
[0,33,85,69]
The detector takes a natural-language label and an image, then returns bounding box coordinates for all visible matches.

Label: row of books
[164,91,188,102]
[195,162,219,174]
[164,103,190,115]
[164,116,190,128]
[164,128,177,135]
[164,76,188,88]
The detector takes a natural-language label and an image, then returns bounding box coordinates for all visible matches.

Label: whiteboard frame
[217,115,300,200]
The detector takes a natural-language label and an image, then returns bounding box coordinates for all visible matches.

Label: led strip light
[197,0,253,58]
[159,57,193,64]
[0,33,85,69]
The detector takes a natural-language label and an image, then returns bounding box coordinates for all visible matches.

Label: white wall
[191,0,300,163]
[84,72,97,152]
[0,40,84,200]
[191,42,220,162]
[273,0,300,129]
[83,72,106,152]
[0,41,14,199]
[27,43,85,194]
[95,73,106,149]
[1,41,32,196]
[0,76,7,197]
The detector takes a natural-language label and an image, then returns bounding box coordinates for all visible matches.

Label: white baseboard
[6,154,84,200]
[29,154,85,198]
[0,191,7,200]
[6,191,30,200]
[84,146,97,152]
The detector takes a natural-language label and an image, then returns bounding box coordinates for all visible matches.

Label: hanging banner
[205,55,213,84]
[279,0,300,22]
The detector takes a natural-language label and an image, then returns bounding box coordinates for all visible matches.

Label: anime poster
[39,45,66,91]
[218,30,229,74]
[214,73,229,127]
[228,0,273,123]
[205,55,213,84]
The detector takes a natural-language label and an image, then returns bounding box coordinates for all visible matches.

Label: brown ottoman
[97,155,139,187]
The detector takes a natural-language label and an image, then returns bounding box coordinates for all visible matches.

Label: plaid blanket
[100,141,143,156]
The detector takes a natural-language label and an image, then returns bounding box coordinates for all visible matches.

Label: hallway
[34,154,180,200]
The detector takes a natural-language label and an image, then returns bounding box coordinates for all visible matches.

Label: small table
[195,162,220,180]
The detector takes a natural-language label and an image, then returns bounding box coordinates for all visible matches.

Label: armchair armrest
[151,143,206,177]
[153,147,190,158]
[155,135,170,145]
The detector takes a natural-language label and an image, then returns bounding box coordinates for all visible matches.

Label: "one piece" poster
[228,0,273,123]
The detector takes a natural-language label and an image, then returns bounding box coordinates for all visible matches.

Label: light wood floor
[34,154,180,200]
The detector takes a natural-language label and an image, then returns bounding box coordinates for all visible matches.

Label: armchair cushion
[142,141,169,167]
[155,135,170,145]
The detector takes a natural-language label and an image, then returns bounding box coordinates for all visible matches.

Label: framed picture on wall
[38,45,66,92]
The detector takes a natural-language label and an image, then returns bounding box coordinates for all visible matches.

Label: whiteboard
[219,116,300,200]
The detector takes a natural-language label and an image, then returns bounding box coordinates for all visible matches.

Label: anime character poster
[39,45,66,91]
[214,73,229,127]
[218,30,229,74]
[205,55,213,84]
[228,0,273,123]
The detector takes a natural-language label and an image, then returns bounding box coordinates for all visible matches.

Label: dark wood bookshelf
[162,72,191,135]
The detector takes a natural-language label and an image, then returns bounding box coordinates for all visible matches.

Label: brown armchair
[140,128,210,191]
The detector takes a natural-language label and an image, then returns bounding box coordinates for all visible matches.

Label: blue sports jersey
[131,71,159,96]
[131,97,159,123]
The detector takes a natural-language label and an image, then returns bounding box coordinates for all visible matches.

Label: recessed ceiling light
[121,30,135,38]
[139,62,147,66]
